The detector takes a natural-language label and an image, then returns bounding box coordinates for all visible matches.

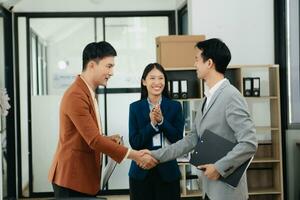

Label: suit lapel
[141,99,150,121]
[200,80,230,120]
[160,97,168,116]
[75,76,99,129]
[201,97,207,114]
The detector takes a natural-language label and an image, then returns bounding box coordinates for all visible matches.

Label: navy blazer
[128,97,184,182]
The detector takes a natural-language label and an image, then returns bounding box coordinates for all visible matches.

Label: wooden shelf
[256,126,279,131]
[252,158,280,163]
[180,158,281,164]
[177,98,202,102]
[165,70,201,98]
[181,188,282,197]
[165,67,196,71]
[245,96,278,100]
[249,188,281,195]
[228,64,279,69]
[181,190,202,197]
[258,140,272,144]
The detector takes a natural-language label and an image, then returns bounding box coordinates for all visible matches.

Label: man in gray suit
[140,38,257,200]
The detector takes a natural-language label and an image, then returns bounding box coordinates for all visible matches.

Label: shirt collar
[80,75,96,98]
[204,78,227,98]
[147,97,162,108]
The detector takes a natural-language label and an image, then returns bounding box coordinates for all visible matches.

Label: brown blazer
[48,76,128,195]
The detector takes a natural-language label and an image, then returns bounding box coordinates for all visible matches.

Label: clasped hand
[130,149,158,170]
[150,105,162,126]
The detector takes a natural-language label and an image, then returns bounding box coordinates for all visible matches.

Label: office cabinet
[156,35,205,68]
[230,65,283,200]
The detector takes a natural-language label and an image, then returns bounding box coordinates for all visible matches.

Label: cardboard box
[156,35,205,68]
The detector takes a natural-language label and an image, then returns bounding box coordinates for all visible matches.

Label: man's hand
[137,149,158,169]
[198,164,220,180]
[107,134,122,144]
[138,153,158,169]
[139,149,151,155]
[128,149,158,169]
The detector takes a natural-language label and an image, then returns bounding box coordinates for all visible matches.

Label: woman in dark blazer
[128,63,184,200]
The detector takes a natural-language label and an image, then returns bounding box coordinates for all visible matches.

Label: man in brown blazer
[48,41,157,198]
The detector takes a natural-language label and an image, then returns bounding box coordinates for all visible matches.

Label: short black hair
[195,38,231,74]
[140,63,170,100]
[82,41,117,71]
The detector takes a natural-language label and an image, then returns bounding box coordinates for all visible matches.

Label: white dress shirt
[204,78,227,110]
[80,75,130,162]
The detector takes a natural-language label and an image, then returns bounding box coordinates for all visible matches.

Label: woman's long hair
[140,63,170,100]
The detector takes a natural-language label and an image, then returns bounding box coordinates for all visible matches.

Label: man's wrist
[121,149,131,163]
[128,149,137,160]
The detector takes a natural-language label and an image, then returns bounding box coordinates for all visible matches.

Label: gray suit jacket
[152,79,257,200]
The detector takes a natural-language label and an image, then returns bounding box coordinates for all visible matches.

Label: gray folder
[101,156,117,190]
[101,137,124,190]
[189,130,252,188]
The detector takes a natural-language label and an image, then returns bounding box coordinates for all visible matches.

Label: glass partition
[0,16,7,199]
[104,17,169,88]
[102,16,169,189]
[29,18,97,193]
[19,13,172,195]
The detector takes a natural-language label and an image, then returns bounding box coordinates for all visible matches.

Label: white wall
[176,0,187,9]
[13,0,177,12]
[31,96,61,192]
[188,0,274,64]
[18,17,30,196]
[106,93,140,189]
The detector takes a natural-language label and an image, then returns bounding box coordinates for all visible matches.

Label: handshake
[107,134,158,169]
[128,149,158,170]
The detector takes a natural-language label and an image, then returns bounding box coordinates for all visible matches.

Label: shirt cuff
[157,117,164,126]
[151,122,159,131]
[121,149,131,163]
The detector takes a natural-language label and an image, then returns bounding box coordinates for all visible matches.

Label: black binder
[252,77,260,97]
[189,130,252,188]
[180,80,188,99]
[171,80,179,99]
[243,77,252,97]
